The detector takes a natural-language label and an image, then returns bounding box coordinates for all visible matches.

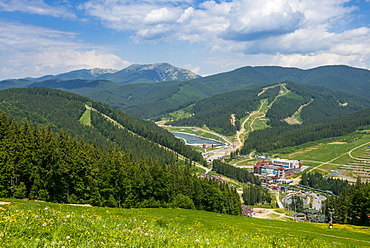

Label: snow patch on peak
[89,68,118,77]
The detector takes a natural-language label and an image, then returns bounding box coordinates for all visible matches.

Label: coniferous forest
[325,180,370,226]
[299,172,370,226]
[0,113,241,215]
[300,172,351,195]
[240,107,370,154]
[212,160,260,185]
[0,87,203,164]
[242,185,272,206]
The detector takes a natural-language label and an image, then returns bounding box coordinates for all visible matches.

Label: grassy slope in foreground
[1,199,369,247]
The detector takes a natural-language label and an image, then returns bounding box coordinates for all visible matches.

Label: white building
[272,158,300,169]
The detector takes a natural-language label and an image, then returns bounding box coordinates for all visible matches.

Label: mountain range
[23,62,200,84]
[1,63,370,121]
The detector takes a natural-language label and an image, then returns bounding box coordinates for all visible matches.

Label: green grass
[1,199,369,247]
[79,108,91,126]
[165,109,193,121]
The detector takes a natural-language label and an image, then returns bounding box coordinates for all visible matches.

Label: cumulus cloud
[221,0,306,41]
[0,21,130,80]
[2,0,369,78]
[0,0,77,19]
[80,0,361,47]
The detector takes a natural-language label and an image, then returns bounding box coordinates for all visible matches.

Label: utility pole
[328,208,334,229]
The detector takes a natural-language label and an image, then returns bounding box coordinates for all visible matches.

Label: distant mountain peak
[122,62,201,82]
[89,68,119,77]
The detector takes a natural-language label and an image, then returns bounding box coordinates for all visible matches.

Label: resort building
[254,159,302,179]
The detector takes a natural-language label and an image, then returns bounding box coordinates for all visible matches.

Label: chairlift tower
[328,208,334,229]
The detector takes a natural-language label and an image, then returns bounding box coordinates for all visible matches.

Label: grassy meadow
[1,199,369,247]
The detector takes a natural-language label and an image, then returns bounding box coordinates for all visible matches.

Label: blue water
[172,132,224,146]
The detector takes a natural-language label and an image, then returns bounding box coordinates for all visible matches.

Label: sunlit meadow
[0,199,369,247]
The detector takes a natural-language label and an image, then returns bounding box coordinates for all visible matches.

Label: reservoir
[172,132,225,147]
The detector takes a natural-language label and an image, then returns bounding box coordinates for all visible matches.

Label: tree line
[325,180,370,226]
[169,85,279,136]
[0,113,241,215]
[300,172,351,195]
[240,107,370,154]
[0,87,203,164]
[242,185,272,206]
[91,100,204,162]
[212,160,260,185]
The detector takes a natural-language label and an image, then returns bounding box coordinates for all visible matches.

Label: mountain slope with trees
[0,112,241,214]
[240,107,370,154]
[168,82,370,136]
[0,87,203,163]
[1,64,370,119]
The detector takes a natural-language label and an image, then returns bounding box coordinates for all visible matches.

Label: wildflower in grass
[66,236,70,240]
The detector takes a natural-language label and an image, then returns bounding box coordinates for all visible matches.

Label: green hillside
[1,199,369,247]
[85,65,370,118]
[0,112,239,211]
[198,65,370,99]
[2,65,370,119]
[168,82,370,136]
[241,107,370,154]
[0,87,203,163]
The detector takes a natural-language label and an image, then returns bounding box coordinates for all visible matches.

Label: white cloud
[272,53,366,69]
[221,0,306,41]
[143,7,180,24]
[2,0,369,78]
[0,21,130,80]
[0,0,77,19]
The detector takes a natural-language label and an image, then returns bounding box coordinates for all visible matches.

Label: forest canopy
[0,113,241,215]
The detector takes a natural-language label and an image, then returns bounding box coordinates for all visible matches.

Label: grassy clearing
[164,109,193,122]
[79,108,91,126]
[0,199,369,247]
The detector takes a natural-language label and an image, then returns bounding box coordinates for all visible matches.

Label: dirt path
[252,208,290,220]
[230,83,290,154]
[301,140,370,174]
[348,141,370,160]
[284,98,314,125]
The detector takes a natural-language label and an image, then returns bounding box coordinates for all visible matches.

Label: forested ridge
[0,113,241,214]
[2,65,370,120]
[168,81,370,136]
[240,107,370,154]
[0,87,203,163]
[169,85,280,135]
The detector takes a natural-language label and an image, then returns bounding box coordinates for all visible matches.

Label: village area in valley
[171,129,329,222]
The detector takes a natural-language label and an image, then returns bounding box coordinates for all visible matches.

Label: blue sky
[1,0,370,80]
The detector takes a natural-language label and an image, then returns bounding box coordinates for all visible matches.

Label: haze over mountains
[23,62,201,84]
[1,63,370,121]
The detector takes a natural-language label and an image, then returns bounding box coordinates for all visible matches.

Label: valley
[1,63,370,245]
